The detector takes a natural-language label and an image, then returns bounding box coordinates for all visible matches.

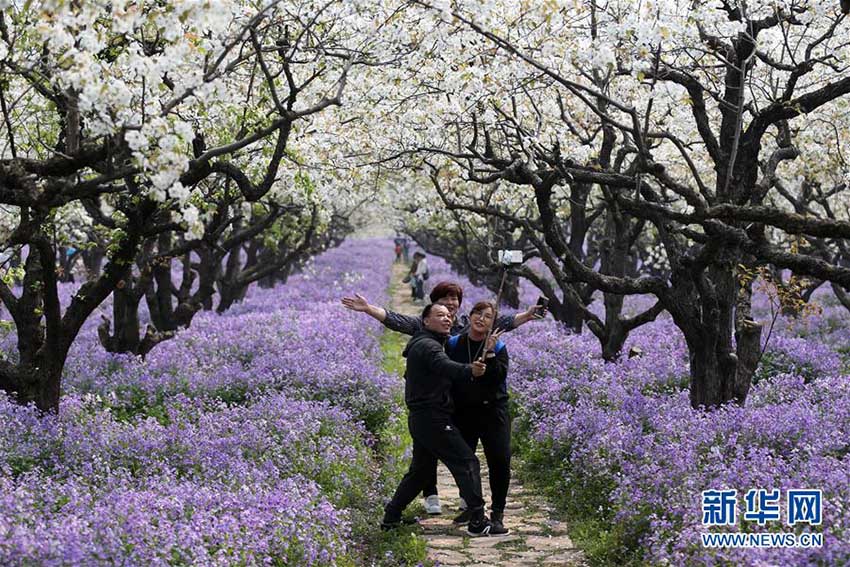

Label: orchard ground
[0,238,847,566]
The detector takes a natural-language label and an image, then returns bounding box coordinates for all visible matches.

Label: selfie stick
[478,256,512,362]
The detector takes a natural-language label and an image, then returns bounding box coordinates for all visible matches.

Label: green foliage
[351,397,433,567]
[639,372,690,396]
[259,204,328,251]
[367,525,433,567]
[105,385,172,426]
[1,266,25,286]
[294,171,312,194]
[0,319,14,336]
[379,329,408,378]
[753,351,818,385]
[105,228,129,257]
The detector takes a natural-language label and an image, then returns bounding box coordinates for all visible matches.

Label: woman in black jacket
[444,300,512,534]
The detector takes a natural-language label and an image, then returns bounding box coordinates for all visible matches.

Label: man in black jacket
[381,303,496,536]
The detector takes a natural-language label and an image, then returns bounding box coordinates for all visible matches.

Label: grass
[494,538,530,551]
[380,328,409,376]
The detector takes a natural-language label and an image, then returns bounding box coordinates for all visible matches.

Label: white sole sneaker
[424,495,442,515]
[467,523,492,537]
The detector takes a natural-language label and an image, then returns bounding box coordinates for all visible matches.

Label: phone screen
[535,296,549,317]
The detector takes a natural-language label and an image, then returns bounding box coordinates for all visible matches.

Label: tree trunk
[114,283,142,352]
[500,275,520,309]
[687,336,725,409]
[594,204,633,360]
[564,181,592,331]
[259,273,276,288]
[98,269,144,354]
[7,248,21,268]
[734,319,762,403]
[600,321,628,362]
[8,360,64,413]
[680,262,761,408]
[216,281,244,313]
[559,297,585,333]
[97,248,176,358]
[197,248,218,311]
[81,248,104,279]
[37,360,62,413]
[732,260,762,403]
[151,233,177,331]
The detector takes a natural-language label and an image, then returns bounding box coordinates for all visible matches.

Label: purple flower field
[421,256,849,564]
[2,243,849,565]
[0,239,401,566]
[503,284,850,565]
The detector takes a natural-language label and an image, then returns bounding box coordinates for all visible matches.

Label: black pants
[385,411,485,522]
[422,403,511,512]
[412,276,425,300]
[456,402,511,513]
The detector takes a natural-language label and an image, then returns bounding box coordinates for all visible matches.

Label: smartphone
[535,296,549,318]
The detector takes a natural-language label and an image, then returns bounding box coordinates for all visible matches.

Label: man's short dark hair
[422,303,448,320]
[430,281,463,306]
[421,303,434,320]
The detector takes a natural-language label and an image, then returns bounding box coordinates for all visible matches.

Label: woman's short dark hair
[470,300,496,316]
[429,281,464,306]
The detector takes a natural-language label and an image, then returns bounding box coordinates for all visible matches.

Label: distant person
[404,253,421,300]
[401,237,410,263]
[411,251,428,302]
[380,303,498,537]
[393,235,404,263]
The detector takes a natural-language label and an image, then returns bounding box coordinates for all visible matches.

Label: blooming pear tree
[352,0,850,408]
[0,0,398,411]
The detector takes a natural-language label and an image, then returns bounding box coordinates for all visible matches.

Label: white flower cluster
[124,118,193,201]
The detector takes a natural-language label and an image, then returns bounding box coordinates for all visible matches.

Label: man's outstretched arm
[341,293,423,335]
[341,293,387,322]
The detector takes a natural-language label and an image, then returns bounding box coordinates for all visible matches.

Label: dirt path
[387,262,586,566]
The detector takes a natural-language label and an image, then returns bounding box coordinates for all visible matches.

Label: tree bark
[81,247,104,279]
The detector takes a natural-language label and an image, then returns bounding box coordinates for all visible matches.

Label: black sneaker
[489,511,510,535]
[381,514,419,532]
[466,518,493,537]
[380,516,418,531]
[452,508,473,525]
